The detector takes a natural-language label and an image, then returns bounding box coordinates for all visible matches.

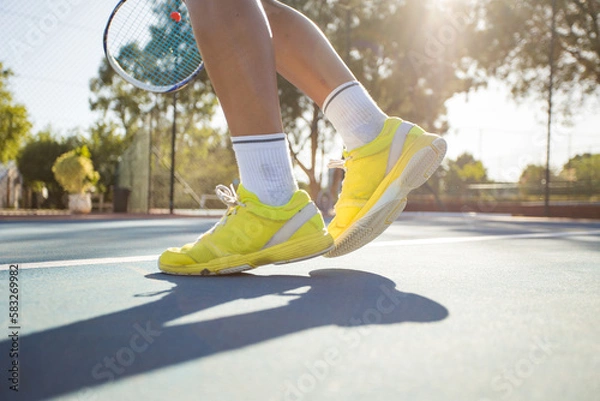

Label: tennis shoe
[326,117,447,257]
[159,184,333,275]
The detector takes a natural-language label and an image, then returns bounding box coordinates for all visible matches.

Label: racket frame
[103,0,204,93]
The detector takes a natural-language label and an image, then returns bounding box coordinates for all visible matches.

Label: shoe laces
[215,184,244,209]
[198,184,245,240]
[327,159,346,170]
[328,151,355,212]
[328,150,352,171]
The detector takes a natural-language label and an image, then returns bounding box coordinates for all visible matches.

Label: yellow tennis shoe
[326,117,447,257]
[159,184,333,275]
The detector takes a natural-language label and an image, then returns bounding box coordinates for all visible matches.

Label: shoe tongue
[235,183,310,220]
[236,184,261,203]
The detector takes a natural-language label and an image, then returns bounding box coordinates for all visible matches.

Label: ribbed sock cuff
[323,81,388,151]
[232,134,298,206]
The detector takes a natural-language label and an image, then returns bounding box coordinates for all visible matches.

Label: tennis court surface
[1,212,598,401]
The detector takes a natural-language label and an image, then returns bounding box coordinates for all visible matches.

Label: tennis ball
[170,11,181,22]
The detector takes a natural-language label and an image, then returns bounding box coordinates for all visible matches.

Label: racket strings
[106,0,202,91]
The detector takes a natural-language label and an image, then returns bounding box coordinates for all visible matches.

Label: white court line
[1,229,599,271]
[0,255,159,271]
[368,229,600,247]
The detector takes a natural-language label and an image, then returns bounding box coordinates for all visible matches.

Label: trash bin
[113,187,131,213]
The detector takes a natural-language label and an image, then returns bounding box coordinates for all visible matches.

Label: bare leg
[185,0,282,137]
[261,0,355,108]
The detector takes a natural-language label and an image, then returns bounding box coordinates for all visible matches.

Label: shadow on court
[4,269,448,400]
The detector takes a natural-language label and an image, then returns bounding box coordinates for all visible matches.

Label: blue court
[0,213,598,401]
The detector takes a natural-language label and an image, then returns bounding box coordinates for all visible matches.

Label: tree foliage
[17,131,71,187]
[519,163,558,196]
[89,59,152,142]
[444,153,489,196]
[563,153,600,182]
[17,130,76,208]
[88,0,600,207]
[278,0,477,199]
[520,164,553,185]
[0,62,32,163]
[85,122,127,194]
[343,0,476,131]
[90,0,219,144]
[561,153,600,197]
[471,0,600,105]
[90,6,235,207]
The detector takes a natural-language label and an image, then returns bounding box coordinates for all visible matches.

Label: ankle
[232,133,299,206]
[323,81,388,151]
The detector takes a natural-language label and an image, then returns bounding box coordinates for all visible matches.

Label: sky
[0,0,598,182]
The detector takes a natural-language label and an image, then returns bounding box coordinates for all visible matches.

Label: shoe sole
[159,232,334,276]
[325,135,447,258]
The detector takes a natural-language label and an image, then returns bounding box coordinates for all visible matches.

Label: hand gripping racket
[103,0,204,93]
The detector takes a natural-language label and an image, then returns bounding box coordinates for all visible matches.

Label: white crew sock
[323,81,388,151]
[231,133,298,206]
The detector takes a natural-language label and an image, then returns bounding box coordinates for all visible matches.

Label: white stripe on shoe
[263,203,319,249]
[385,121,414,174]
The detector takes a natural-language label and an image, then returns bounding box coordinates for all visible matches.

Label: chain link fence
[116,123,237,213]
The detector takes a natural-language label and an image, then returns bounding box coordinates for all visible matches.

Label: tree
[93,0,479,206]
[0,62,32,162]
[84,122,127,194]
[278,0,477,200]
[471,0,600,108]
[17,130,74,208]
[561,153,600,197]
[89,59,151,142]
[90,0,218,143]
[519,163,558,196]
[90,2,232,208]
[444,153,489,197]
[520,164,551,185]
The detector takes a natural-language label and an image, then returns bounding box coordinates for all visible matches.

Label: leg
[261,0,354,107]
[186,0,296,207]
[185,0,282,137]
[262,0,448,257]
[261,0,387,150]
[159,0,333,275]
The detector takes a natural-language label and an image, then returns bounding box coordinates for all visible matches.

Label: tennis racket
[103,0,204,93]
